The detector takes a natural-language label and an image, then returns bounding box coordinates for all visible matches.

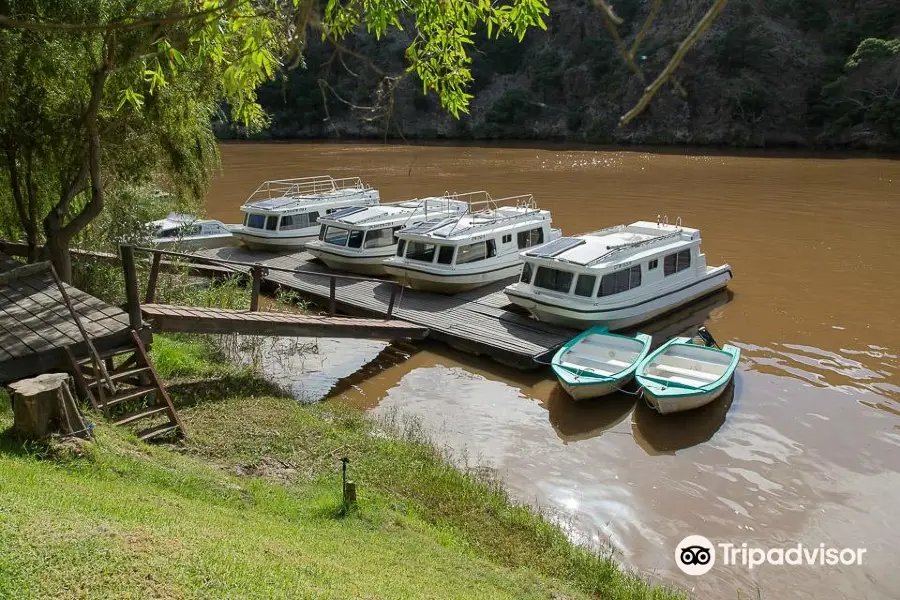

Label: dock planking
[0,252,139,384]
[191,246,577,369]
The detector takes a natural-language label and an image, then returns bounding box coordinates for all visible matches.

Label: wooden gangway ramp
[187,247,578,370]
[141,304,429,340]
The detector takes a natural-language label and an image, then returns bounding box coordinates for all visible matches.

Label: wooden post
[250,264,263,312]
[144,250,162,304]
[120,245,142,330]
[328,276,336,316]
[387,284,398,319]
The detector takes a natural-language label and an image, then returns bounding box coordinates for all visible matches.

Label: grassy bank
[0,335,685,599]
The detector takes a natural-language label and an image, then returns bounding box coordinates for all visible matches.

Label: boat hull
[382,263,523,293]
[636,338,740,414]
[232,231,316,252]
[557,375,634,401]
[507,267,731,331]
[641,383,729,414]
[150,234,236,252]
[551,328,652,401]
[306,246,393,276]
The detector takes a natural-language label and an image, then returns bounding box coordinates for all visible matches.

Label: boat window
[265,216,278,231]
[437,245,455,264]
[159,228,176,238]
[648,259,658,270]
[406,241,436,262]
[502,234,512,244]
[663,249,691,276]
[348,229,364,248]
[533,267,574,294]
[520,262,533,284]
[324,226,349,246]
[598,266,642,297]
[318,225,326,240]
[396,238,406,257]
[517,227,545,249]
[457,241,487,264]
[574,274,596,297]
[677,249,691,271]
[363,227,395,249]
[487,239,497,258]
[392,226,402,238]
[246,214,266,229]
[308,211,320,225]
[630,265,642,288]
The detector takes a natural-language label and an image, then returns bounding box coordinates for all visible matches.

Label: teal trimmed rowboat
[551,326,653,401]
[636,336,740,414]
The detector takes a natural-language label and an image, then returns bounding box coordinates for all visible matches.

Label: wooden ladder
[66,330,186,442]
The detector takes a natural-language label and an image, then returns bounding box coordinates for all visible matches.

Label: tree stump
[8,373,92,441]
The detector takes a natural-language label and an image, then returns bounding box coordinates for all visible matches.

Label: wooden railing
[120,245,403,328]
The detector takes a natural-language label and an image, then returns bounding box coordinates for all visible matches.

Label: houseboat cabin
[230,175,380,251]
[147,213,235,251]
[305,196,470,275]
[382,192,561,293]
[504,220,732,329]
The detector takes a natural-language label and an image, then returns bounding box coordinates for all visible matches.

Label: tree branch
[620,0,726,126]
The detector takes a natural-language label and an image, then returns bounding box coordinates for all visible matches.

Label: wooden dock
[141,304,428,340]
[0,252,141,384]
[188,246,578,369]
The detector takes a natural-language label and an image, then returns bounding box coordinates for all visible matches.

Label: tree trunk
[9,373,91,441]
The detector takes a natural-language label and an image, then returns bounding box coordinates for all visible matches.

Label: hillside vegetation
[0,335,686,600]
[221,0,900,149]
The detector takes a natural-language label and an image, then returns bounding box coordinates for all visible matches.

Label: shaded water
[206,143,900,599]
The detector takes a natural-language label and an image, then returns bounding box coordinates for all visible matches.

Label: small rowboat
[636,330,740,414]
[551,326,653,400]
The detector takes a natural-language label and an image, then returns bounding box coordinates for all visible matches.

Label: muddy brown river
[206,142,900,599]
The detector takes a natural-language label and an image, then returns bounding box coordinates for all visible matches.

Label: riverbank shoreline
[0,333,688,599]
[213,137,900,160]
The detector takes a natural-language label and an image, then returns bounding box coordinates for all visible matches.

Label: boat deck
[190,247,578,369]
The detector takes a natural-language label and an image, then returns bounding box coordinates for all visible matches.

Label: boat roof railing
[582,228,685,266]
[438,193,541,238]
[245,175,369,205]
[398,192,541,238]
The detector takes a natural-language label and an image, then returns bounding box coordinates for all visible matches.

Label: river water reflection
[206,143,900,599]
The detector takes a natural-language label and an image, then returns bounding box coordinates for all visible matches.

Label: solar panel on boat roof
[402,218,452,235]
[328,206,368,220]
[525,237,585,258]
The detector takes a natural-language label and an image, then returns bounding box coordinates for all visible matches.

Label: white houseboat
[146,213,235,251]
[229,176,380,251]
[382,193,561,293]
[504,219,732,330]
[304,196,469,275]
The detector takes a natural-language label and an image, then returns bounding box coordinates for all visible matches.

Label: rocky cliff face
[221,0,900,149]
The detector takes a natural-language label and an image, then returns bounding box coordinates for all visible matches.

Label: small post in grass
[341,456,356,507]
[250,263,264,312]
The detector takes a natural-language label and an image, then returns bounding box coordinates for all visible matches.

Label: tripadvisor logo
[675,535,867,576]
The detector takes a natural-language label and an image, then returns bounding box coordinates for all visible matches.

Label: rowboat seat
[607,359,631,368]
[655,364,719,382]
[665,375,709,388]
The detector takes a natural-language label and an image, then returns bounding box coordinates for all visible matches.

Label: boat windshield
[324,226,350,246]
[406,241,436,262]
[245,214,266,229]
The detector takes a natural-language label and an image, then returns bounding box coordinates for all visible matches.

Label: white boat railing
[585,229,685,266]
[245,175,370,204]
[442,193,541,238]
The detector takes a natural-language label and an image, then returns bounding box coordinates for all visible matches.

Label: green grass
[0,336,686,600]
